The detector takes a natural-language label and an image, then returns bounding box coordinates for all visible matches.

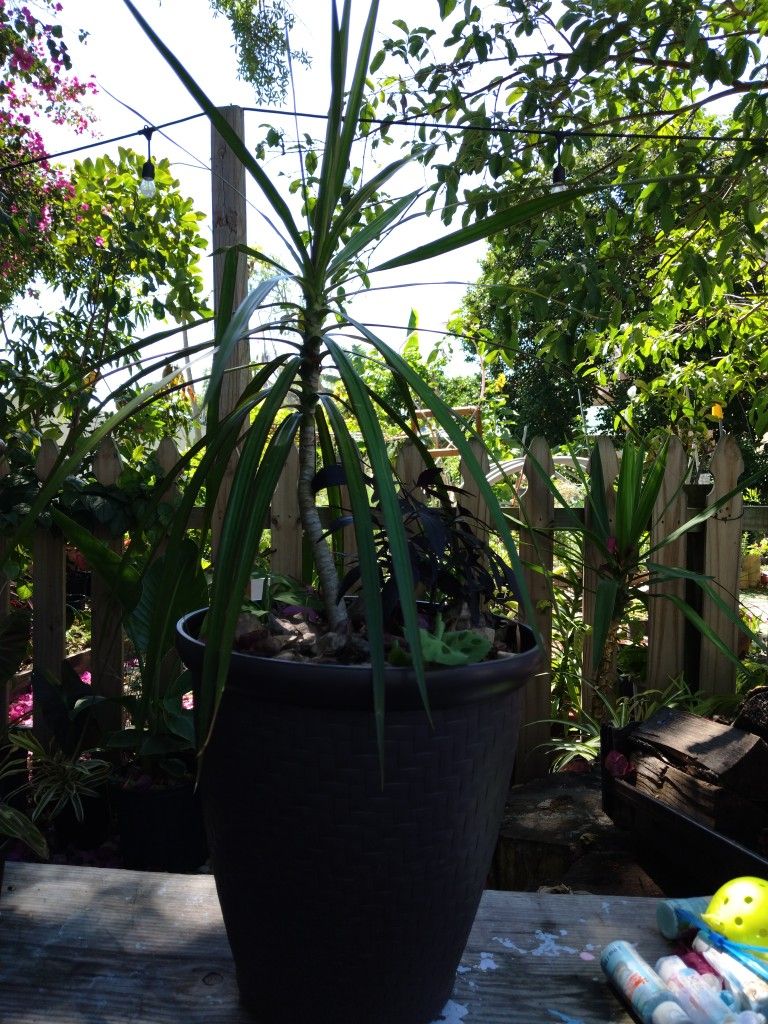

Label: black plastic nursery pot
[111,777,208,873]
[177,608,539,1024]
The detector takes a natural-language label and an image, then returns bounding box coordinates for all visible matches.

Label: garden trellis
[2,431,764,782]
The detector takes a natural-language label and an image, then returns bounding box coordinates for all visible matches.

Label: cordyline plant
[525,436,759,718]
[123,0,601,759]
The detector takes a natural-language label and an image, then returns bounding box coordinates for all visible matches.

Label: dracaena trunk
[297,316,348,634]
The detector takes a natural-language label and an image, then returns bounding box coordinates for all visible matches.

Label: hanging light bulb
[140,158,156,199]
[139,125,156,199]
[551,132,567,193]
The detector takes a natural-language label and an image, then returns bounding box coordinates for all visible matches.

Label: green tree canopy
[372,0,768,445]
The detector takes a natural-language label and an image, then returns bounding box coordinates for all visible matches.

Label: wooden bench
[0,862,671,1022]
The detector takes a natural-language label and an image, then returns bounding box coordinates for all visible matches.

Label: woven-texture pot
[177,609,539,1024]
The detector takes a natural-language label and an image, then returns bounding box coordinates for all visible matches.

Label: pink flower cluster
[7,670,92,726]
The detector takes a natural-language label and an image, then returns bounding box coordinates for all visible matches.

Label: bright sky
[45,0,486,368]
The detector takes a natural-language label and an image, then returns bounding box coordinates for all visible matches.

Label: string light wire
[0,102,762,179]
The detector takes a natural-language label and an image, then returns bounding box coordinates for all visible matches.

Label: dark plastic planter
[176,608,539,1024]
[112,778,208,873]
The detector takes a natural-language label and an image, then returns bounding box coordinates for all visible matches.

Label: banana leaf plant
[122,0,602,761]
[523,436,759,717]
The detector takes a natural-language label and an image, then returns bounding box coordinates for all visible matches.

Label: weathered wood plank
[632,707,768,790]
[632,753,768,846]
[700,435,744,694]
[89,437,124,734]
[32,439,66,747]
[269,443,302,580]
[582,436,620,708]
[210,105,249,562]
[0,453,10,737]
[395,440,428,502]
[516,436,555,781]
[0,862,662,1023]
[646,436,687,689]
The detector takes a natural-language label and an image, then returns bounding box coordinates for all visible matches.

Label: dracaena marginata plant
[123,0,598,758]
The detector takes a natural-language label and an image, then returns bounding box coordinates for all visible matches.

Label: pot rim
[176,607,540,711]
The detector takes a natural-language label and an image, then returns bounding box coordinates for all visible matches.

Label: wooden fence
[2,431,766,781]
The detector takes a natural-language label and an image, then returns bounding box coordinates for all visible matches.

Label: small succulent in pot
[123,0,583,758]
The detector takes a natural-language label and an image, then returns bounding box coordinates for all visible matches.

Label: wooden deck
[0,861,673,1023]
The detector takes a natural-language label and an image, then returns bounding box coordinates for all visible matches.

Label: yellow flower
[711,403,724,420]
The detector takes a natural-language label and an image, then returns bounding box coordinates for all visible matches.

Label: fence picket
[32,439,66,746]
[1,454,10,740]
[517,436,555,781]
[5,426,762,780]
[89,436,124,733]
[270,444,303,580]
[700,435,744,695]
[646,436,688,689]
[581,436,619,713]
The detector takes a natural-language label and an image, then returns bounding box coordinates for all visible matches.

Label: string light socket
[551,132,567,193]
[139,125,156,199]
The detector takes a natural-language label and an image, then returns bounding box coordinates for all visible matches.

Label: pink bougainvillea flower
[8,690,32,726]
[182,692,194,710]
[80,670,92,685]
[93,235,105,247]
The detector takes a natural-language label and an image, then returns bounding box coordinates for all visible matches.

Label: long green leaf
[122,0,307,263]
[313,0,380,265]
[312,0,348,251]
[0,805,49,859]
[6,361,197,560]
[325,337,428,712]
[630,440,669,544]
[348,317,539,633]
[665,594,745,667]
[50,510,141,611]
[198,380,300,751]
[207,273,288,427]
[591,578,620,671]
[320,394,389,762]
[328,191,419,278]
[373,185,592,272]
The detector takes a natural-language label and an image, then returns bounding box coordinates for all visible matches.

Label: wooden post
[89,437,124,734]
[516,436,555,781]
[154,436,182,557]
[581,436,620,712]
[32,440,66,748]
[395,441,428,502]
[459,438,491,539]
[211,105,250,560]
[699,436,744,695]
[270,445,303,580]
[646,436,688,689]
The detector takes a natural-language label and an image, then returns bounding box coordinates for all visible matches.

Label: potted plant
[120,3,589,1021]
[47,516,210,871]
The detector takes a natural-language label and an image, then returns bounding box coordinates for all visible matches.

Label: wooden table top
[0,861,674,1023]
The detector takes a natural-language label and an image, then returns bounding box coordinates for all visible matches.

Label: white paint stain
[579,951,595,961]
[531,930,578,957]
[547,1010,586,1024]
[456,965,472,974]
[478,952,498,971]
[431,999,469,1023]
[601,900,611,914]
[492,935,528,954]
